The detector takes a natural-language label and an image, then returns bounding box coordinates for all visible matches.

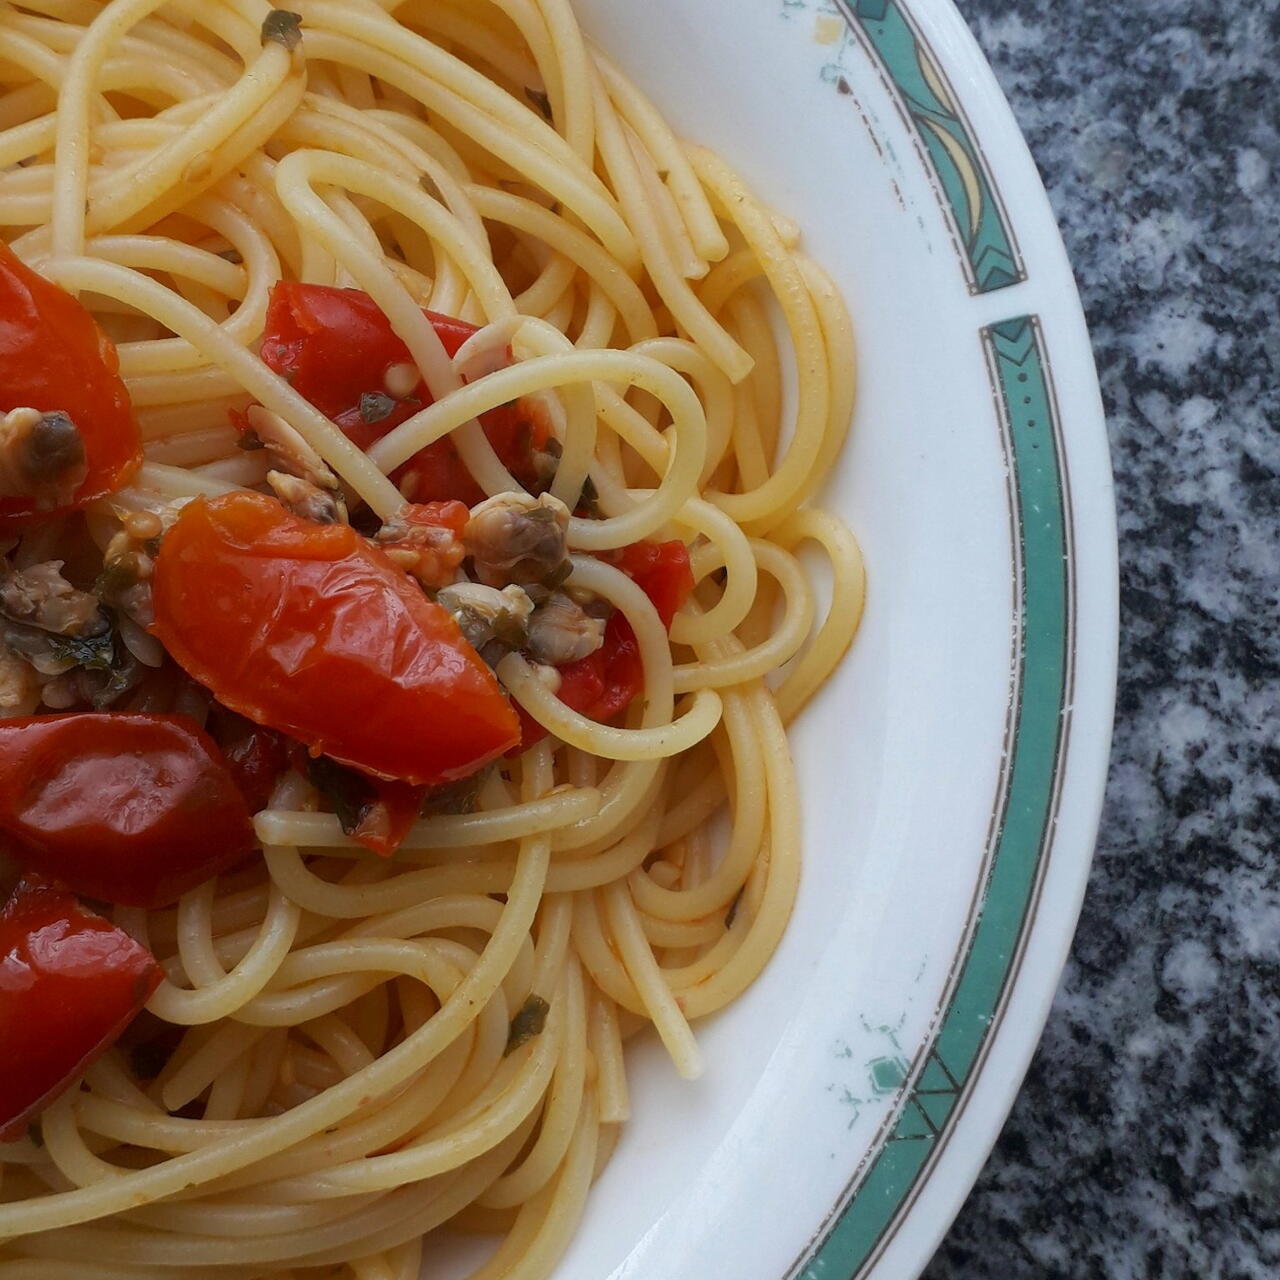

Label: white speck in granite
[973,10,1041,52]
[1132,303,1216,377]
[1158,692,1216,753]
[1075,120,1133,194]
[1232,892,1280,960]
[1125,1028,1162,1058]
[1122,210,1195,291]
[1160,939,1220,1005]
[1174,395,1217,433]
[1235,147,1269,194]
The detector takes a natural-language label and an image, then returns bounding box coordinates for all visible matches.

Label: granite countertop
[923,1,1280,1276]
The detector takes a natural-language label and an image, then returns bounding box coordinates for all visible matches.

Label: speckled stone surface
[921,1,1280,1277]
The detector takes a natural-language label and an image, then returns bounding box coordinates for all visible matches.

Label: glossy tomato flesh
[151,491,521,785]
[0,240,141,528]
[0,878,160,1139]
[517,540,694,746]
[0,713,256,909]
[206,705,291,813]
[260,283,549,506]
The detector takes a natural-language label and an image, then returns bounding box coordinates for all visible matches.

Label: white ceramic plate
[447,1,1117,1276]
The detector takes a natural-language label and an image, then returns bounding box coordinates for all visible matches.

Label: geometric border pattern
[792,315,1075,1276]
[836,0,1027,292]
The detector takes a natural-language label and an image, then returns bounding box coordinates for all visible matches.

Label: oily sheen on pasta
[0,0,865,1276]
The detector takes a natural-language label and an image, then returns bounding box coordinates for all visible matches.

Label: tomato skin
[354,778,424,857]
[517,540,693,746]
[306,753,424,857]
[376,500,469,589]
[207,706,290,813]
[0,241,141,529]
[395,500,469,538]
[259,283,548,506]
[556,614,643,721]
[0,714,255,909]
[0,877,161,1140]
[151,491,521,786]
[607,541,695,630]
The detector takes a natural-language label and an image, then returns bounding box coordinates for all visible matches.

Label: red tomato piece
[517,540,693,747]
[558,614,644,722]
[376,499,469,589]
[0,877,161,1139]
[305,753,424,858]
[151,491,521,785]
[0,240,141,529]
[395,500,469,537]
[207,706,291,813]
[353,777,424,857]
[259,283,549,506]
[0,713,256,909]
[607,540,696,630]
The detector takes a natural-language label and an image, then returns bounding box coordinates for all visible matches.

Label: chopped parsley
[261,9,302,50]
[505,994,550,1055]
[725,886,745,928]
[524,86,553,121]
[306,756,376,835]
[359,391,397,425]
[46,629,115,672]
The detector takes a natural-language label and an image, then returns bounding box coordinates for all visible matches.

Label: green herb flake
[261,9,303,50]
[725,886,746,929]
[541,559,572,591]
[93,558,135,602]
[92,660,138,709]
[524,86,552,121]
[421,772,483,817]
[359,391,396,425]
[490,606,528,651]
[577,473,601,517]
[307,756,374,835]
[46,629,114,672]
[504,994,550,1056]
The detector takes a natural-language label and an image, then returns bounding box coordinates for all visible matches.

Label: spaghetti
[0,0,865,1276]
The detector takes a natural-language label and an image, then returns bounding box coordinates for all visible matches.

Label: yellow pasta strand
[0,1,864,1277]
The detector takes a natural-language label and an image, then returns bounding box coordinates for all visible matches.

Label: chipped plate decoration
[509,0,1120,1277]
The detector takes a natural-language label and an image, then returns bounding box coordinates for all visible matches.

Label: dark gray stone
[924,1,1280,1277]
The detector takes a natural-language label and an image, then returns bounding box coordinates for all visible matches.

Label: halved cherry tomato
[517,540,694,745]
[0,877,161,1139]
[259,283,550,506]
[0,713,255,909]
[0,240,141,529]
[151,491,520,785]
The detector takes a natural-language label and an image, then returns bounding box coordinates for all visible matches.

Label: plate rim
[783,1,1118,1276]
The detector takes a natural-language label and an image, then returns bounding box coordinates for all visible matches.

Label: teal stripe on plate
[799,315,1070,1277]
